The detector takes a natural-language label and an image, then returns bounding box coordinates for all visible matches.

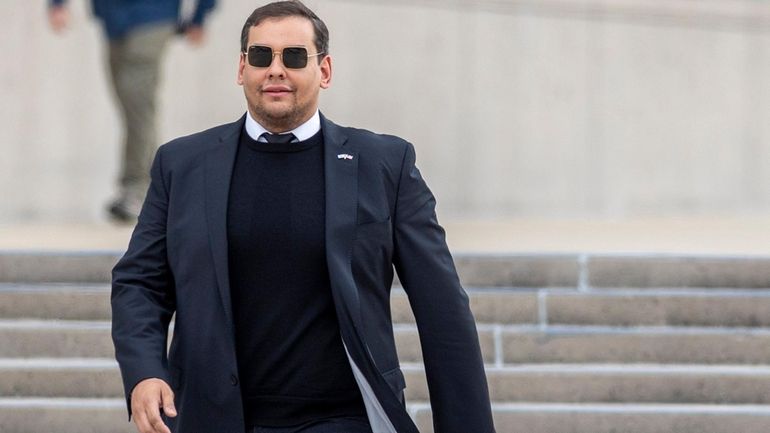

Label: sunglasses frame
[243,45,325,69]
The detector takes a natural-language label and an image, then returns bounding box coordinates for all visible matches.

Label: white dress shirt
[244,110,321,143]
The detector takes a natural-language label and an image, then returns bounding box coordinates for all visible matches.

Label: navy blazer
[111,114,496,433]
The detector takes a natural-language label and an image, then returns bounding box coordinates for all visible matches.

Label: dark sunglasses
[244,45,324,69]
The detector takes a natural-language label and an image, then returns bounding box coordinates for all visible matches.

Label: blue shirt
[50,0,215,40]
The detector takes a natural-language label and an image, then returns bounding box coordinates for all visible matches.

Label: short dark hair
[240,1,329,62]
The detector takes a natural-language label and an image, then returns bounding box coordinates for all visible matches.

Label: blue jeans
[247,416,373,433]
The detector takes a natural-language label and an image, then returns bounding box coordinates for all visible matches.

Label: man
[48,0,216,222]
[111,1,496,433]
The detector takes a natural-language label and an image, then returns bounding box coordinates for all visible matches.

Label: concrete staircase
[1,252,770,433]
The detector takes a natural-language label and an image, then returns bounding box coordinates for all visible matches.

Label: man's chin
[251,105,304,131]
[259,103,294,119]
[262,109,295,122]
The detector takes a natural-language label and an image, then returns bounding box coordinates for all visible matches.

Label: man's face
[237,16,332,133]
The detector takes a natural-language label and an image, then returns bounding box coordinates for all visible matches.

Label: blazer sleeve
[111,146,176,418]
[391,142,496,433]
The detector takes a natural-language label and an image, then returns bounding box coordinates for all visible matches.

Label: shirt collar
[244,110,321,142]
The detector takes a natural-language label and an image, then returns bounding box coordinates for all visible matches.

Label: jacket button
[230,375,238,386]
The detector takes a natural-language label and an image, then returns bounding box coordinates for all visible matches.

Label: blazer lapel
[204,114,244,337]
[322,114,363,332]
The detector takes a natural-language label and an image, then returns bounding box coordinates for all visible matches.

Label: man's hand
[131,378,177,433]
[48,5,70,33]
[184,26,206,46]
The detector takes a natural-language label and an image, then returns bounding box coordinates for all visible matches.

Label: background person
[47,0,216,222]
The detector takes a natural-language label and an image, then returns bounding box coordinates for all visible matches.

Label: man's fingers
[134,400,165,433]
[47,6,69,33]
[132,409,151,433]
[145,403,171,433]
[132,397,153,433]
[130,378,175,432]
[160,384,177,417]
[185,26,205,46]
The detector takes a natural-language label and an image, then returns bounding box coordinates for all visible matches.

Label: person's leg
[107,23,175,220]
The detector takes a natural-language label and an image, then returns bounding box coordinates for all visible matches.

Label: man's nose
[267,52,287,78]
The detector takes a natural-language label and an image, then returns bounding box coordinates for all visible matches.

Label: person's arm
[47,0,69,33]
[190,0,215,27]
[392,142,496,433]
[182,0,216,45]
[112,145,177,433]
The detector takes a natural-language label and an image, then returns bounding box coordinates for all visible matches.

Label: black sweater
[227,129,366,427]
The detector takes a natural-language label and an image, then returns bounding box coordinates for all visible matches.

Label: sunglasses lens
[282,47,308,69]
[247,46,273,67]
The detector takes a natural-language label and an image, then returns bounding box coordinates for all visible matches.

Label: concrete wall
[1,0,769,223]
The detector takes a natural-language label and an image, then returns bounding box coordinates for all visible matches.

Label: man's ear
[237,53,246,85]
[319,55,332,89]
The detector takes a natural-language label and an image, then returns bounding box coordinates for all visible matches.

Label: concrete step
[0,284,111,320]
[0,359,122,398]
[9,285,770,329]
[401,324,770,364]
[412,403,770,433]
[2,251,769,288]
[454,254,770,288]
[0,398,132,433]
[1,399,770,433]
[394,288,770,328]
[6,359,770,406]
[585,256,770,289]
[0,320,114,358]
[544,288,770,327]
[0,252,119,284]
[7,320,770,365]
[402,364,770,404]
[498,325,770,364]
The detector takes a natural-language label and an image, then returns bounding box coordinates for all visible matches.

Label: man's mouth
[262,85,293,97]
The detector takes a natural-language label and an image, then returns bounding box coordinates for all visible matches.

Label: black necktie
[261,132,296,144]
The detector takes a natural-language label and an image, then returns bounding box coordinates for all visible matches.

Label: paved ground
[0,214,768,255]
